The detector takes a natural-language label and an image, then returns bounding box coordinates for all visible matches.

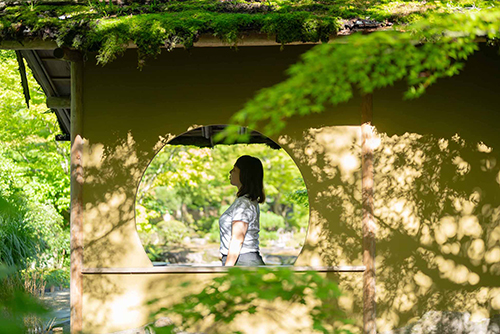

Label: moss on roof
[0,0,496,67]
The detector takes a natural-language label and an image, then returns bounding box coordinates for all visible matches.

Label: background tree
[0,50,70,284]
[136,143,309,262]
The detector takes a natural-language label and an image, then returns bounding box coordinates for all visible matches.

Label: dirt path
[40,289,70,333]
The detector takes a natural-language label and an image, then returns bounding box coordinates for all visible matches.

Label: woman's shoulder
[233,195,258,209]
[231,195,258,221]
[236,194,257,203]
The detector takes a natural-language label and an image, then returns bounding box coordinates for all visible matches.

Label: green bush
[194,216,216,234]
[145,244,164,262]
[43,269,69,288]
[259,230,279,247]
[208,219,220,243]
[0,193,69,272]
[260,211,285,232]
[0,201,39,268]
[0,50,71,273]
[24,202,69,269]
[0,266,49,334]
[157,220,189,245]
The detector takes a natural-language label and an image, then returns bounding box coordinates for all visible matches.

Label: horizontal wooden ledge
[82,265,366,274]
[0,33,333,51]
[127,33,336,48]
[2,33,486,51]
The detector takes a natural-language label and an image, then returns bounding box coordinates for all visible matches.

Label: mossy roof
[1,0,494,66]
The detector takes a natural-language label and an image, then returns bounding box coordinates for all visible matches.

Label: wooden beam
[47,96,71,109]
[125,33,338,48]
[15,51,30,108]
[0,33,338,51]
[51,77,72,81]
[40,57,67,61]
[191,33,332,47]
[70,56,84,334]
[0,39,59,50]
[82,265,367,274]
[0,34,327,52]
[361,93,376,334]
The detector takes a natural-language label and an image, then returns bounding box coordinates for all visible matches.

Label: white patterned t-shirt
[219,195,260,255]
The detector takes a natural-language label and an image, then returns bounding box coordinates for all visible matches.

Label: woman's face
[229,165,242,188]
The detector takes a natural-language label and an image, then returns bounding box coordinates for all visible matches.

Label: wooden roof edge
[1,28,396,51]
[0,37,321,51]
[4,28,486,52]
[0,39,59,50]
[0,34,330,51]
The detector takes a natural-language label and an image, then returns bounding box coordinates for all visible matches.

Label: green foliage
[149,267,353,334]
[0,52,70,215]
[145,244,165,262]
[222,8,500,137]
[260,210,286,231]
[0,1,340,68]
[139,215,190,257]
[157,220,190,244]
[208,219,220,243]
[0,50,70,270]
[43,268,69,288]
[137,143,308,252]
[0,200,69,269]
[258,230,279,247]
[136,203,162,233]
[289,188,309,209]
[0,265,49,334]
[259,211,287,246]
[25,203,70,268]
[0,207,39,268]
[0,50,70,214]
[2,0,494,68]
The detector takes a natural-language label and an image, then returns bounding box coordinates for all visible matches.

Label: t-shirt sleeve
[232,198,256,224]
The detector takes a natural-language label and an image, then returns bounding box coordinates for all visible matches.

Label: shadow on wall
[279,126,365,326]
[373,132,500,331]
[279,126,363,268]
[278,127,500,331]
[83,131,173,268]
[80,125,500,333]
[82,131,174,331]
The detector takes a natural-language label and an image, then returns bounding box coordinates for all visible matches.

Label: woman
[219,155,266,266]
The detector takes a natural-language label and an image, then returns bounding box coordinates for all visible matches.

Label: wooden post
[46,96,71,109]
[70,54,84,334]
[361,93,376,334]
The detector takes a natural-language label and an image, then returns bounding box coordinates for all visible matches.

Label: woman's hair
[235,155,266,203]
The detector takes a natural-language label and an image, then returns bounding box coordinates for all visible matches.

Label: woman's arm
[224,221,249,266]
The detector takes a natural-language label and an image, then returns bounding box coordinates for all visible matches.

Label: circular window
[135,126,309,266]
